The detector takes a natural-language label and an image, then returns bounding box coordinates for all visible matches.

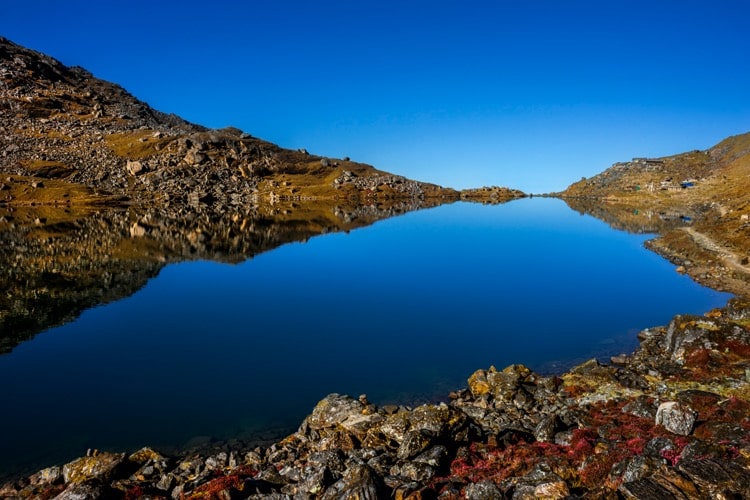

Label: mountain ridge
[0,36,463,211]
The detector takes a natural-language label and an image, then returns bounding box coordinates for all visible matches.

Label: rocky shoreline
[3,298,749,498]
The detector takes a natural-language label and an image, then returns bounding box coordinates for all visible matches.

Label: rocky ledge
[3,299,749,498]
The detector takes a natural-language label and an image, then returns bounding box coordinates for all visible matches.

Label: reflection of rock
[0,198,451,353]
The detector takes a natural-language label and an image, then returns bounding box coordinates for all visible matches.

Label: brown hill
[562,132,750,296]
[0,36,456,210]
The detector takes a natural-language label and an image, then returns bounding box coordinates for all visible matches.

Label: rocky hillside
[563,132,750,296]
[0,36,456,210]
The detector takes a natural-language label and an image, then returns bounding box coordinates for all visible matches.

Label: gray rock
[53,481,105,500]
[533,414,558,442]
[655,401,697,436]
[465,480,503,499]
[321,464,382,500]
[621,455,663,483]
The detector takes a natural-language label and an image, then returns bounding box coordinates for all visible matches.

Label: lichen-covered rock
[128,446,164,465]
[62,452,126,484]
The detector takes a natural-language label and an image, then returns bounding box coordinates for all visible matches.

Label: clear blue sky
[2,1,749,192]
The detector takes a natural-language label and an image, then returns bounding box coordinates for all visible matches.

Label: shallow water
[0,198,729,477]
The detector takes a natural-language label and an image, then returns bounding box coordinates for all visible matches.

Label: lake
[0,197,730,478]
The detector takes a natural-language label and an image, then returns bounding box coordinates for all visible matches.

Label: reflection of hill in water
[563,197,698,235]
[0,199,447,353]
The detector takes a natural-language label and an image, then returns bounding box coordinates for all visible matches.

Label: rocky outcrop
[3,299,749,498]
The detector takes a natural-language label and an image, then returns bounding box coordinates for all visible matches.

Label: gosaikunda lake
[0,197,730,478]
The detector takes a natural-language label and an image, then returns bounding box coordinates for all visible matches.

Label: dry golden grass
[18,160,76,179]
[0,175,121,207]
[105,130,174,159]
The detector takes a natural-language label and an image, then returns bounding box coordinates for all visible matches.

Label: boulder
[129,222,147,238]
[62,452,125,484]
[305,393,366,431]
[126,160,144,176]
[655,402,697,436]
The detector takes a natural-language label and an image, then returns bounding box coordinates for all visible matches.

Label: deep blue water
[0,198,730,476]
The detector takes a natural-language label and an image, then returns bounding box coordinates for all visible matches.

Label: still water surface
[0,198,729,476]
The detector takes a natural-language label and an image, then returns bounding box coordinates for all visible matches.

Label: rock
[128,447,164,465]
[28,465,63,486]
[512,464,569,499]
[620,455,663,483]
[340,412,384,440]
[156,473,174,491]
[296,464,332,495]
[408,403,466,436]
[533,414,559,442]
[655,401,697,436]
[397,461,436,482]
[465,480,503,499]
[397,430,431,460]
[53,481,106,499]
[62,452,125,484]
[622,396,657,419]
[204,451,228,470]
[305,393,366,431]
[380,411,411,444]
[468,367,492,397]
[610,353,629,365]
[31,180,43,188]
[321,464,382,499]
[413,445,448,467]
[130,222,147,238]
[320,158,330,167]
[126,160,144,176]
[183,151,205,165]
